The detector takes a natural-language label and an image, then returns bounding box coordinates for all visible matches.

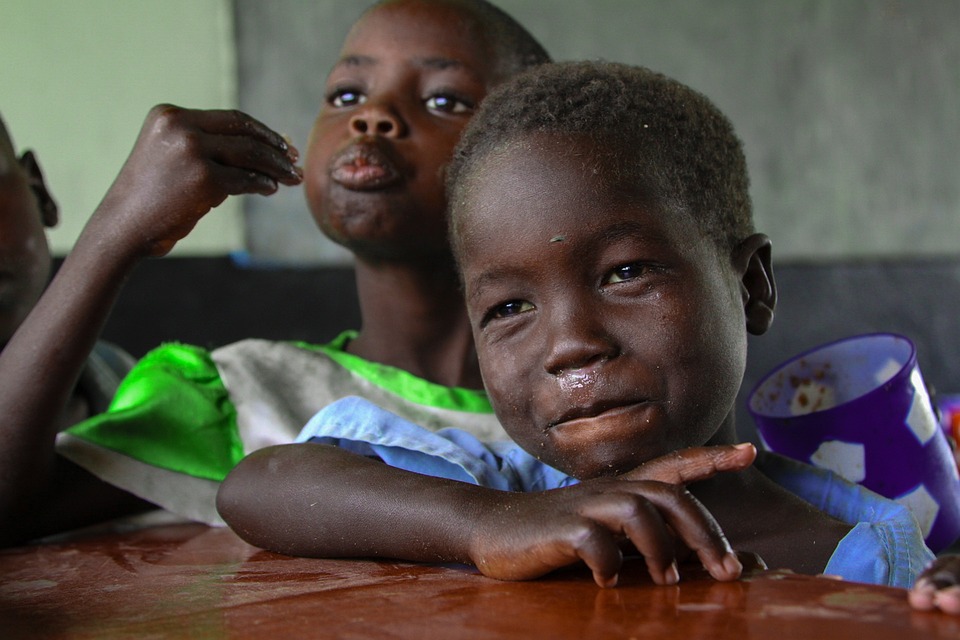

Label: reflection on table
[1,523,957,639]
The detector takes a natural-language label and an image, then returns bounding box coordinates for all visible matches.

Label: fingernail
[600,573,619,588]
[665,562,680,585]
[734,443,753,451]
[722,552,743,577]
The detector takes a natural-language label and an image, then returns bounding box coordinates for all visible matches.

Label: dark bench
[83,256,960,443]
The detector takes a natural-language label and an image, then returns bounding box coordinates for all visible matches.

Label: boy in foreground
[219,61,948,605]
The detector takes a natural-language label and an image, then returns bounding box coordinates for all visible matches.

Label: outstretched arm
[217,443,745,588]
[0,105,301,545]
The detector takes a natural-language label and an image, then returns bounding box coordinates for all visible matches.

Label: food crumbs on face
[550,235,565,243]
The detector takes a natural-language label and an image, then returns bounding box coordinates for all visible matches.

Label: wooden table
[1,523,957,639]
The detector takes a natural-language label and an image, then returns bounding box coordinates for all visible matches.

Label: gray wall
[235,0,959,265]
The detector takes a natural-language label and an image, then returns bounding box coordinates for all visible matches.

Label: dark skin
[0,0,731,547]
[218,132,960,605]
[218,130,780,587]
[461,134,960,606]
[455,134,848,574]
[220,0,810,589]
[303,0,507,389]
[0,142,56,352]
[220,441,754,588]
[0,106,302,545]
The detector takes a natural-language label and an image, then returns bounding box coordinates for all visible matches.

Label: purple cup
[748,332,960,552]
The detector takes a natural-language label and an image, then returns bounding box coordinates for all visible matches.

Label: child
[0,112,139,486]
[0,114,137,424]
[0,0,560,545]
[0,106,302,545]
[217,61,939,596]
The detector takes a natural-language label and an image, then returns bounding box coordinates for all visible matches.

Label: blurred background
[3,0,958,264]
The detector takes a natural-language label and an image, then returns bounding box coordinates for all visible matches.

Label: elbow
[217,444,311,552]
[216,454,266,547]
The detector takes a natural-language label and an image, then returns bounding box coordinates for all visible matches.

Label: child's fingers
[204,133,303,188]
[620,443,756,485]
[576,491,684,586]
[935,585,960,615]
[144,105,300,179]
[910,556,960,614]
[170,106,294,156]
[206,163,283,198]
[908,578,960,614]
[567,523,627,588]
[627,482,742,583]
[616,503,680,586]
[908,578,937,611]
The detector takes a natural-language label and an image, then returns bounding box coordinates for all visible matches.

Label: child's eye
[604,263,650,285]
[485,299,535,324]
[328,88,367,108]
[424,93,474,115]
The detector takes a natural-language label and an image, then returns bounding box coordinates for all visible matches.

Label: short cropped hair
[372,0,551,79]
[448,61,754,253]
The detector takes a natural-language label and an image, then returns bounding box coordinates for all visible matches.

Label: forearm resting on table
[217,443,484,563]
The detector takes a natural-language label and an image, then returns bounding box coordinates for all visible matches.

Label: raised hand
[468,477,744,588]
[0,105,301,544]
[86,104,302,258]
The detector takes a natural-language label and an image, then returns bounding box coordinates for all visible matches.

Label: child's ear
[19,150,59,228]
[733,233,776,336]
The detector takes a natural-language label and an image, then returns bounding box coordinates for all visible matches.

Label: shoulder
[757,451,934,587]
[299,397,571,492]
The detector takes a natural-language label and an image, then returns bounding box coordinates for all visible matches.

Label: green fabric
[65,343,243,481]
[301,330,493,413]
[64,332,492,484]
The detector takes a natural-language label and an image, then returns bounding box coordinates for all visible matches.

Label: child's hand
[909,555,960,614]
[619,443,757,484]
[88,104,302,258]
[468,478,743,588]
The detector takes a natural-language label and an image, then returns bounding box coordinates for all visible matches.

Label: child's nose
[542,308,619,377]
[349,104,406,138]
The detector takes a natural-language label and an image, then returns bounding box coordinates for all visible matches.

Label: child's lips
[548,398,651,430]
[330,142,402,191]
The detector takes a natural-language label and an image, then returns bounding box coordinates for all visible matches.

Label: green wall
[1,0,239,256]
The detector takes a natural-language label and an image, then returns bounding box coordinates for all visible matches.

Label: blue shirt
[298,396,934,588]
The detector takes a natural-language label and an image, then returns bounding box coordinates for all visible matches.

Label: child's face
[459,134,750,480]
[304,0,499,263]
[0,147,52,346]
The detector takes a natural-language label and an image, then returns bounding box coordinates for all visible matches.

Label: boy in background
[0,0,559,544]
[0,115,135,409]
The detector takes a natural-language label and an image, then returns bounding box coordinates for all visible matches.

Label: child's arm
[909,555,960,614]
[217,443,745,588]
[0,105,301,545]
